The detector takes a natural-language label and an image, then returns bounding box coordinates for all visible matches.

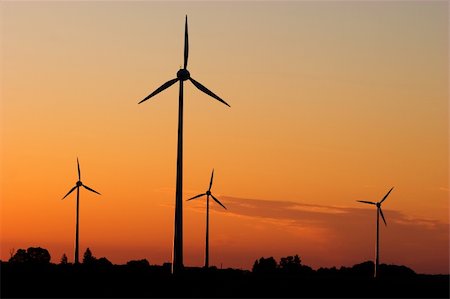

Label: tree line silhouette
[2,247,448,298]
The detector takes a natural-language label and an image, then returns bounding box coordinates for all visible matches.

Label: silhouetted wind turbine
[138,16,230,274]
[357,187,394,278]
[62,158,100,264]
[187,169,226,268]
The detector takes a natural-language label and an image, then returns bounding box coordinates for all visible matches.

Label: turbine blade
[380,187,394,204]
[379,208,387,226]
[77,157,81,181]
[82,184,101,195]
[138,78,179,104]
[184,15,189,69]
[62,186,77,200]
[209,169,214,191]
[356,200,376,205]
[187,193,206,201]
[211,194,227,210]
[189,78,230,107]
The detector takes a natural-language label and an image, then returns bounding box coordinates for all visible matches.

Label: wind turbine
[138,16,230,274]
[187,169,226,268]
[357,187,394,278]
[62,158,101,264]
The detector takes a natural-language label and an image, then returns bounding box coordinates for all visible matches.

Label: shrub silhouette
[350,260,375,277]
[96,257,113,267]
[379,263,416,277]
[126,259,150,268]
[317,266,339,277]
[81,248,112,267]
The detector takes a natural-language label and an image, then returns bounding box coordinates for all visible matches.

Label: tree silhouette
[60,253,68,265]
[279,255,301,273]
[278,254,314,276]
[27,247,51,264]
[9,249,29,263]
[83,248,96,264]
[8,247,50,264]
[252,257,277,274]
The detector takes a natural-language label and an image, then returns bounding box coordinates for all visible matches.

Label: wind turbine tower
[187,169,227,268]
[138,16,230,274]
[357,187,394,278]
[62,158,101,264]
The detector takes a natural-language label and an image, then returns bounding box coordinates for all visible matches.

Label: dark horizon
[3,247,449,298]
[4,246,450,275]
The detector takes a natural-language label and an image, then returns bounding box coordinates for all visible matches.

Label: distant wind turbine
[62,158,101,264]
[138,16,230,274]
[187,169,226,268]
[357,187,394,278]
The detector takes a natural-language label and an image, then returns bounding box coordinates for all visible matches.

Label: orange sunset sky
[0,1,448,274]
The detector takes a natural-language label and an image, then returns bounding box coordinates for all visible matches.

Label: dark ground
[1,261,448,298]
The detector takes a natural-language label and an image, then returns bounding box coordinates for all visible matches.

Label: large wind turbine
[138,16,230,274]
[187,169,227,268]
[62,158,101,264]
[357,187,394,278]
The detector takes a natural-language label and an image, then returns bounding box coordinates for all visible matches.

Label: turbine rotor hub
[76,181,82,187]
[177,69,190,81]
[376,202,381,208]
[206,190,211,196]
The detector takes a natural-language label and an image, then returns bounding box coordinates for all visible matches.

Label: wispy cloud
[218,195,447,229]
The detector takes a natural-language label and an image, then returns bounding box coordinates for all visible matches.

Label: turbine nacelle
[138,17,230,108]
[62,158,101,200]
[376,202,381,208]
[177,69,190,81]
[187,169,227,210]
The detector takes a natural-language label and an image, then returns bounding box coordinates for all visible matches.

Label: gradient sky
[1,1,448,274]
